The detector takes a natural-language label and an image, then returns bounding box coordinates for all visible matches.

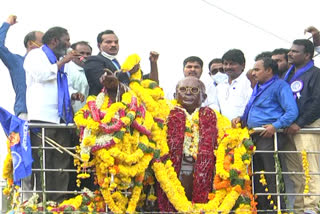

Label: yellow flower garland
[301,150,310,193]
[4,53,256,214]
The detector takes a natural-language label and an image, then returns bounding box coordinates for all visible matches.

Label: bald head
[175,76,207,114]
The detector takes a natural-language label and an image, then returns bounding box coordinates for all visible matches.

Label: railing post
[274,132,281,213]
[41,128,46,212]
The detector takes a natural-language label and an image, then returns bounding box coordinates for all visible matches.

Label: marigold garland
[4,53,257,214]
[301,150,310,193]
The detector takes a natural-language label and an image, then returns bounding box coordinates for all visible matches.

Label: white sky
[0,0,320,174]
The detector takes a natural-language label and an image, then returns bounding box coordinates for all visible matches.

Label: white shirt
[216,71,252,121]
[24,47,60,124]
[201,77,220,111]
[65,61,89,113]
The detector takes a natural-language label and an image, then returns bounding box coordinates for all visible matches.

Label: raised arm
[148,51,159,83]
[0,15,19,69]
[305,26,320,47]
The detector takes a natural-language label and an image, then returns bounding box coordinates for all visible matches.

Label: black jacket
[84,53,130,96]
[289,65,320,127]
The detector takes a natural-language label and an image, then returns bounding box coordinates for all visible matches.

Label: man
[0,15,43,119]
[271,48,290,78]
[217,49,252,121]
[65,41,92,113]
[24,26,82,202]
[208,58,228,86]
[168,56,219,111]
[84,29,159,96]
[254,51,272,61]
[283,39,320,214]
[232,57,298,212]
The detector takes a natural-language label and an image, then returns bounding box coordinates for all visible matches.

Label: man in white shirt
[208,58,228,86]
[65,41,92,113]
[217,49,252,121]
[24,26,81,202]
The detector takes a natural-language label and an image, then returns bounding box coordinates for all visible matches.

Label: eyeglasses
[209,67,224,75]
[178,86,200,94]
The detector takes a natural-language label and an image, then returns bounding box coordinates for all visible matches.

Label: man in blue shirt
[0,15,43,118]
[232,57,298,212]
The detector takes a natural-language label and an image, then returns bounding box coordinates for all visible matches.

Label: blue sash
[241,76,277,127]
[42,45,73,124]
[283,60,314,83]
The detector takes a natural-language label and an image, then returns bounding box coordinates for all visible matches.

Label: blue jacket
[0,22,27,116]
[247,78,298,129]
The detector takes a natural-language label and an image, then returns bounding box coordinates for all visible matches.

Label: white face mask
[210,72,228,85]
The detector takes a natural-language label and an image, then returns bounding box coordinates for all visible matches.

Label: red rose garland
[192,107,217,203]
[156,107,186,212]
[157,107,218,212]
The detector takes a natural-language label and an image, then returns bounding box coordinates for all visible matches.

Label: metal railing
[252,127,320,213]
[1,124,320,213]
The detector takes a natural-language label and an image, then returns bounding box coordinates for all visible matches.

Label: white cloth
[24,48,60,124]
[65,61,89,113]
[216,71,252,120]
[201,77,220,111]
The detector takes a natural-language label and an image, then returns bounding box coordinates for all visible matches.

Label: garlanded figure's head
[174,76,207,114]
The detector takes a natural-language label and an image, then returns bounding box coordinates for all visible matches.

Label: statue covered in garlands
[72,54,256,213]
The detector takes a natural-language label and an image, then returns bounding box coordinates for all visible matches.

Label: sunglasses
[178,86,200,94]
[209,67,224,75]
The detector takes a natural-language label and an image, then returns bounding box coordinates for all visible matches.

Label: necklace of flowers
[153,108,257,213]
[154,106,217,212]
[74,86,159,213]
[179,106,200,159]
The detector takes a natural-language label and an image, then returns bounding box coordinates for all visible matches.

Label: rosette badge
[291,80,303,99]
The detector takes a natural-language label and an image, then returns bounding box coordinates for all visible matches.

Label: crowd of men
[1,14,320,213]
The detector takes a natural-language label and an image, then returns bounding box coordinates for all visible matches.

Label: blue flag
[0,107,33,186]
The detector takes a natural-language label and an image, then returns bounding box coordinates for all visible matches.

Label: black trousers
[252,133,287,213]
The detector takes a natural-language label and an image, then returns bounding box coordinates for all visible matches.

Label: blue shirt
[0,22,27,116]
[246,78,298,129]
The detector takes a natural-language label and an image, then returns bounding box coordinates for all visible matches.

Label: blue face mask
[210,72,228,85]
